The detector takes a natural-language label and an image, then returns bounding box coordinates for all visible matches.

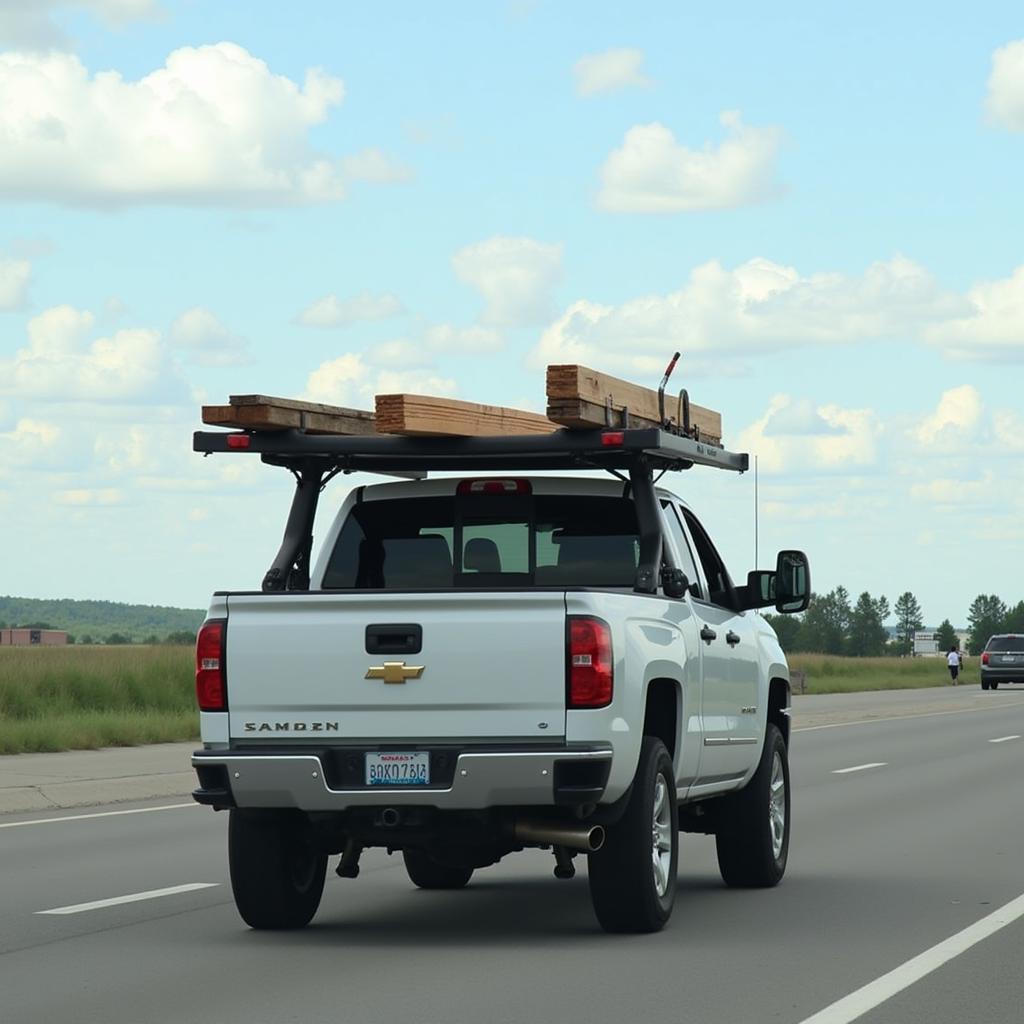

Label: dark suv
[981,635,1024,690]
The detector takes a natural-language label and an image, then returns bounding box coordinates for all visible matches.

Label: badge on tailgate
[365,661,425,684]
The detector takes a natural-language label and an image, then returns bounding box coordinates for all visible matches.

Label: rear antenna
[658,351,681,428]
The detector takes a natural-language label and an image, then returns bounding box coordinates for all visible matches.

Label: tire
[228,810,327,929]
[981,677,990,691]
[991,680,999,690]
[715,723,790,888]
[588,736,677,933]
[402,849,473,889]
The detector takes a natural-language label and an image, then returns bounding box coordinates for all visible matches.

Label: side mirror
[774,550,810,613]
[661,566,689,600]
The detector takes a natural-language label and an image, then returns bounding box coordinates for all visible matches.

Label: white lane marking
[0,803,196,830]
[832,762,887,775]
[795,700,1024,734]
[37,883,219,915]
[795,890,1024,1024]
[989,735,1021,743]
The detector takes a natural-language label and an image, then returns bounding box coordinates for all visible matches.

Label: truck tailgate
[225,591,568,740]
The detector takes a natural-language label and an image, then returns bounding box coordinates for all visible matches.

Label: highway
[2,691,1024,1024]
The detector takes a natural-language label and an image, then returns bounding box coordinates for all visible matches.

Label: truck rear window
[321,495,639,590]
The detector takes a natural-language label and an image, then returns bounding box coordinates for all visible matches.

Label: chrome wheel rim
[769,751,786,861]
[651,775,673,897]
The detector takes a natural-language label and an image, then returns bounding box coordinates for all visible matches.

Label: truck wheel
[228,810,327,929]
[991,680,999,690]
[981,678,990,690]
[715,723,789,888]
[402,849,474,889]
[588,736,677,933]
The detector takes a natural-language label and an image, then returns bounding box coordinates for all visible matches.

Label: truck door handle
[700,626,717,644]
[726,631,741,647]
[366,623,422,655]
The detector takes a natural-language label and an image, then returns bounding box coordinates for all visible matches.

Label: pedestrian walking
[947,646,960,685]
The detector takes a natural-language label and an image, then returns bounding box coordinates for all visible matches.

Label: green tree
[847,592,890,656]
[105,632,131,645]
[967,594,1008,654]
[764,613,801,651]
[935,619,957,651]
[797,588,850,654]
[1003,600,1024,634]
[80,634,94,645]
[893,592,924,655]
[66,634,76,645]
[165,630,196,645]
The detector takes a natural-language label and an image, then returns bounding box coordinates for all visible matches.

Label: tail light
[568,616,613,708]
[196,620,227,711]
[456,478,531,495]
[982,652,989,665]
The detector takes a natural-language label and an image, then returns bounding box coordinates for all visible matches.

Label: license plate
[1003,656,1017,663]
[365,751,430,786]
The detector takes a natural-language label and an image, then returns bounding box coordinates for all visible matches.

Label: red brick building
[0,629,69,646]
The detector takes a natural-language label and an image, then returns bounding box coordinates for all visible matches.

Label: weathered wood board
[546,364,722,444]
[202,396,376,435]
[375,394,558,437]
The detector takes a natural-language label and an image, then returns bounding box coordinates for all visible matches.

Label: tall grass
[788,653,973,693]
[0,646,198,754]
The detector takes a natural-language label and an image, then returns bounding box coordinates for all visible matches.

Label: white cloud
[339,148,413,184]
[985,39,1024,131]
[923,265,1024,362]
[0,44,402,207]
[0,0,160,50]
[305,353,457,408]
[365,339,434,368]
[169,307,249,367]
[911,385,984,447]
[425,324,503,353]
[993,410,1024,452]
[54,488,125,506]
[295,290,404,328]
[0,418,64,468]
[0,257,30,309]
[737,394,881,474]
[0,304,187,402]
[530,255,963,369]
[452,236,563,327]
[573,48,651,97]
[597,112,783,213]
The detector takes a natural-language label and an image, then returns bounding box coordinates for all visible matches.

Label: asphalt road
[2,692,1024,1024]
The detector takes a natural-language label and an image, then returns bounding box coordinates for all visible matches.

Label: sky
[1,1,1022,626]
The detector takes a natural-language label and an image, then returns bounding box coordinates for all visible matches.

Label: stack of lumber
[202,395,376,436]
[201,364,723,445]
[546,364,722,445]
[375,394,557,437]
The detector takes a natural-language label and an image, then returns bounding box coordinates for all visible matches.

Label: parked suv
[981,635,1024,690]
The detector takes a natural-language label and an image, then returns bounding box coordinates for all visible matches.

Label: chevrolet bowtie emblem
[365,662,425,684]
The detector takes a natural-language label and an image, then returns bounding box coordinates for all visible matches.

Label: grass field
[788,653,974,693]
[0,646,971,754]
[0,646,197,754]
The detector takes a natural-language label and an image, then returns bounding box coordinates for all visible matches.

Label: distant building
[0,629,68,646]
[913,630,939,656]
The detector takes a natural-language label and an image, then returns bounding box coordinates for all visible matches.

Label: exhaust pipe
[513,819,605,853]
[380,807,401,828]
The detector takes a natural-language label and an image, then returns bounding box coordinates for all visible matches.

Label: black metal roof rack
[194,426,748,594]
[193,427,749,475]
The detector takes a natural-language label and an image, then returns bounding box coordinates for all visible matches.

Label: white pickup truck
[191,426,809,933]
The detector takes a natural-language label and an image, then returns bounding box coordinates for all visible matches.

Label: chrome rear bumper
[192,745,612,811]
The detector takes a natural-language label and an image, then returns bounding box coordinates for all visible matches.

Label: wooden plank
[375,394,558,437]
[546,364,722,443]
[202,401,377,435]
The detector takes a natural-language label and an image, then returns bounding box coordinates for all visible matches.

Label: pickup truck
[190,427,809,933]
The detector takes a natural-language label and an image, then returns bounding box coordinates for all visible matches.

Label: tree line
[0,622,196,646]
[765,589,1024,657]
